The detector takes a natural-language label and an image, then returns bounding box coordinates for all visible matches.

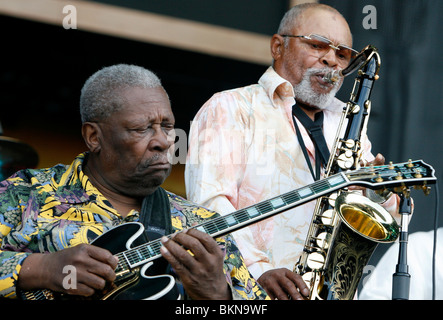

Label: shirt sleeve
[218,233,269,300]
[0,177,32,299]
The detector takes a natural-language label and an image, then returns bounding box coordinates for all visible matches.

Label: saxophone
[293,45,400,300]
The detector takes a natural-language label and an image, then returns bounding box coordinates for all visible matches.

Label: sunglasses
[281,33,358,66]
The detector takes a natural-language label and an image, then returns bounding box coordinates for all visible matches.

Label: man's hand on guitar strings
[160,229,231,300]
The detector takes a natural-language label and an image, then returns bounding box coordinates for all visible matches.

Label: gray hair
[277,3,345,48]
[277,3,342,34]
[80,64,162,123]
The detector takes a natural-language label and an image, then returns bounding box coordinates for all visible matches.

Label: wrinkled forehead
[293,8,353,47]
[111,86,174,123]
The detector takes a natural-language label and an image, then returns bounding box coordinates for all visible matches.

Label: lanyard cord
[292,105,330,181]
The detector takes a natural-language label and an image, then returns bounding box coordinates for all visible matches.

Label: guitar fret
[270,197,285,209]
[256,201,273,214]
[298,186,314,197]
[199,221,215,234]
[225,214,237,226]
[246,206,260,218]
[121,251,132,268]
[281,191,300,204]
[327,175,345,187]
[237,210,250,222]
[214,218,228,232]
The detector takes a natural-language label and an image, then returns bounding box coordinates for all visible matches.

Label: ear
[270,34,285,61]
[81,122,101,153]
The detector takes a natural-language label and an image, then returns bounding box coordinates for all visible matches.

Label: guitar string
[120,165,423,267]
[119,176,342,266]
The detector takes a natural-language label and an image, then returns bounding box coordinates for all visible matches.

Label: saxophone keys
[337,153,354,169]
[327,193,338,207]
[306,252,325,270]
[352,104,360,114]
[321,209,335,225]
[315,232,331,249]
[344,139,355,148]
[302,272,314,288]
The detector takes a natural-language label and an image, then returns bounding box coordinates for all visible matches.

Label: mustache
[142,153,171,168]
[309,67,336,79]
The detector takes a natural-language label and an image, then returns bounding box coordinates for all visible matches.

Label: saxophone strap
[292,104,330,181]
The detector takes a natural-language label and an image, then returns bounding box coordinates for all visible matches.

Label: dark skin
[17,86,231,300]
[257,7,386,300]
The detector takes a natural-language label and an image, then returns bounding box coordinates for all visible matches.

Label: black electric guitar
[21,160,436,300]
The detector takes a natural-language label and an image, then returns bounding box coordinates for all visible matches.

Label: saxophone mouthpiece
[322,70,342,84]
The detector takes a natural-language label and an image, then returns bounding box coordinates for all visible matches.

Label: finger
[160,236,194,273]
[76,270,108,292]
[373,153,385,166]
[182,228,223,258]
[284,272,310,298]
[267,281,291,300]
[87,245,119,270]
[65,282,96,297]
[77,245,117,283]
[170,230,213,266]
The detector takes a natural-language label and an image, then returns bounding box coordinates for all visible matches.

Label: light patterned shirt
[185,67,398,279]
[0,153,268,300]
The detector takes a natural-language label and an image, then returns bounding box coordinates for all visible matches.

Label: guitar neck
[197,173,350,238]
[119,172,349,269]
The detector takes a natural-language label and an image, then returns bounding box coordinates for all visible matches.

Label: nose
[149,126,174,152]
[320,47,339,68]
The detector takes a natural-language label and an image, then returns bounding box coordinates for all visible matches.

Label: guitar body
[90,222,180,300]
[21,222,180,300]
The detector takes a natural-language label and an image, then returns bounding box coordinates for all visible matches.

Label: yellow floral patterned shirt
[0,153,268,300]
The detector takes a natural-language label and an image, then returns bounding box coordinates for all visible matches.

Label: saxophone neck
[323,45,381,84]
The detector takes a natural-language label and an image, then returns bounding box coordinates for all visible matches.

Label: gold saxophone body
[294,45,400,300]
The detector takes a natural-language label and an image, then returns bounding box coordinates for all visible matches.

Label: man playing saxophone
[185,3,400,300]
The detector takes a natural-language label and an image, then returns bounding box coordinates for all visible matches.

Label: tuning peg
[388,161,394,169]
[406,159,414,168]
[375,174,383,183]
[413,169,423,178]
[393,186,406,193]
[422,185,431,196]
[395,172,403,180]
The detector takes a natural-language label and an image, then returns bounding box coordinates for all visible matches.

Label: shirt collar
[258,66,295,108]
[75,152,137,218]
[54,153,109,207]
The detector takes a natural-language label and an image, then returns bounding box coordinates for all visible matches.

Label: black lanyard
[292,104,330,181]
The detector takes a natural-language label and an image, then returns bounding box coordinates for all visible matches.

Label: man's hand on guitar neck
[160,228,232,300]
[17,244,118,297]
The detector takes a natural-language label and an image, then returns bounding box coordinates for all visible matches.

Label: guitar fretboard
[114,159,435,270]
[117,172,348,270]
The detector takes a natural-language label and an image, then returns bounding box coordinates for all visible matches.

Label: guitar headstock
[346,159,436,194]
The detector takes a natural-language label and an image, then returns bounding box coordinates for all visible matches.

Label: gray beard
[293,68,341,110]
